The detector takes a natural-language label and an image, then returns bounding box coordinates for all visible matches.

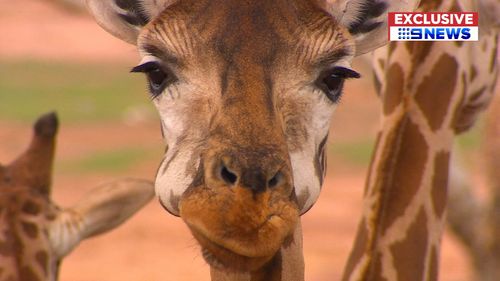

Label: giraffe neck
[210,221,304,281]
[0,187,58,281]
[342,0,499,280]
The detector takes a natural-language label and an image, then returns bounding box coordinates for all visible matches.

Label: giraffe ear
[49,179,154,257]
[318,0,421,55]
[85,0,176,44]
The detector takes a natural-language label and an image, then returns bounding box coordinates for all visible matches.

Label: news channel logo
[388,12,479,41]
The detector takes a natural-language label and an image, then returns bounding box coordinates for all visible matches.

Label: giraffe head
[85,0,418,272]
[0,112,154,281]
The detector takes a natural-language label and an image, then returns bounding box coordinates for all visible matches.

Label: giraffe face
[142,0,355,213]
[86,0,418,272]
[137,0,357,270]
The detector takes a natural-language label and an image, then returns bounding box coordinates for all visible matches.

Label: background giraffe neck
[0,188,58,281]
[342,0,499,280]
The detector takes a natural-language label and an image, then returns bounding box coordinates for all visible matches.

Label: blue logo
[398,27,471,40]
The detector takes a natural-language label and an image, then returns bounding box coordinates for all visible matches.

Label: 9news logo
[388,12,479,41]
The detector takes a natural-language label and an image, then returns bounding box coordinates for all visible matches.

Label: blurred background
[0,0,496,280]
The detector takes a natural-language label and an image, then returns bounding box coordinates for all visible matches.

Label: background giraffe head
[84,0,419,272]
[0,112,154,281]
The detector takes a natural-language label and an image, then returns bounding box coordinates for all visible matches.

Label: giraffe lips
[190,225,277,271]
[179,184,299,271]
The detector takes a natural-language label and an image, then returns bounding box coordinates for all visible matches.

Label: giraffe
[82,0,498,280]
[0,112,155,281]
[446,93,500,281]
[341,0,499,280]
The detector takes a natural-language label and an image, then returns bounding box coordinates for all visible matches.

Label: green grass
[327,125,484,168]
[58,146,157,174]
[0,60,153,124]
[456,123,483,151]
[329,140,375,166]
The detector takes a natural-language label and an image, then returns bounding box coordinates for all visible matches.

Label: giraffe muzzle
[178,146,299,271]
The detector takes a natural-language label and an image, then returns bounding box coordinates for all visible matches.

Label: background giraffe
[342,0,499,280]
[0,112,154,281]
[447,92,500,281]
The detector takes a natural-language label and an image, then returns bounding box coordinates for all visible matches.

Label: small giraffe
[342,0,499,280]
[0,112,155,281]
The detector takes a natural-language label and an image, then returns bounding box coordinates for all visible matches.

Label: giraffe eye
[131,61,176,98]
[316,67,360,103]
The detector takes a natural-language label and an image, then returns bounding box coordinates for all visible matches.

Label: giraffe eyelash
[316,67,361,103]
[131,61,177,98]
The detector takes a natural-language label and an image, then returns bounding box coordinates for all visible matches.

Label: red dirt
[0,1,476,280]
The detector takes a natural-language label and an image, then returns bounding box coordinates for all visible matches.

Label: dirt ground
[0,1,482,280]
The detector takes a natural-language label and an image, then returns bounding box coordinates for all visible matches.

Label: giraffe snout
[179,146,299,271]
[206,149,293,195]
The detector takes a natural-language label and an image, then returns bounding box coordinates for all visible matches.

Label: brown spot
[0,228,22,256]
[469,86,487,102]
[373,73,382,96]
[379,118,429,233]
[21,221,39,239]
[21,200,41,216]
[378,58,385,70]
[365,132,382,195]
[35,251,48,275]
[45,213,56,221]
[314,135,328,186]
[431,152,449,218]
[388,41,398,53]
[383,63,404,115]
[490,39,498,73]
[451,74,467,134]
[469,65,477,81]
[427,246,439,281]
[404,42,413,54]
[405,37,435,63]
[414,54,458,131]
[411,42,434,67]
[19,266,41,281]
[342,219,368,280]
[390,208,428,281]
[419,0,440,11]
[370,252,388,281]
[448,0,463,12]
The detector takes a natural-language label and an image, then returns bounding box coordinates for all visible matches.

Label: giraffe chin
[193,229,275,272]
[179,184,299,272]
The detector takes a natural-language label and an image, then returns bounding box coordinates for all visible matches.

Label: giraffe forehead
[141,0,349,67]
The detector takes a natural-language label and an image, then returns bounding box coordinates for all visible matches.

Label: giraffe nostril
[220,165,238,185]
[268,171,282,188]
